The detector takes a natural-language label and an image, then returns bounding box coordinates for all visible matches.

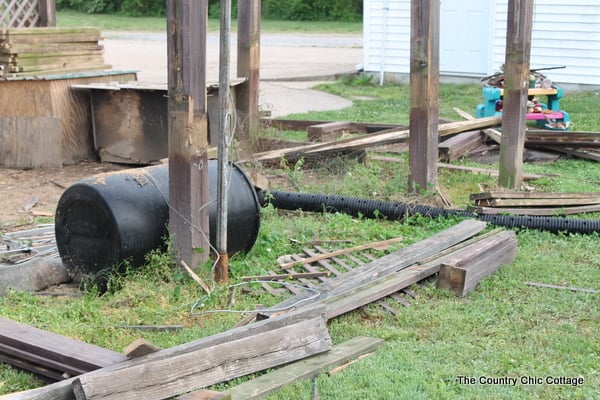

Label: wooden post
[236,0,261,147]
[38,0,56,27]
[498,0,534,189]
[408,0,440,193]
[167,0,210,268]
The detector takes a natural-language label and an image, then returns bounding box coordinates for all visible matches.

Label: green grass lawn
[1,14,599,400]
[56,10,363,33]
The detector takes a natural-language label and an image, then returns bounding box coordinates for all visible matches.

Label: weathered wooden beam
[469,204,600,216]
[247,117,501,164]
[122,339,161,359]
[409,0,440,192]
[237,0,261,144]
[307,121,353,142]
[0,306,326,400]
[437,230,518,296]
[454,107,502,144]
[71,316,331,400]
[0,318,127,381]
[435,162,554,181]
[167,0,211,269]
[177,390,230,400]
[438,130,484,162]
[525,131,600,147]
[498,0,534,188]
[221,336,385,400]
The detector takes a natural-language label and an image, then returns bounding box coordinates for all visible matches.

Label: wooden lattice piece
[0,0,40,28]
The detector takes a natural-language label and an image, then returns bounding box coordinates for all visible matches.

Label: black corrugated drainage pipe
[259,190,600,235]
[55,161,261,288]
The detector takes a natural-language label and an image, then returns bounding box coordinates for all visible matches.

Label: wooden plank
[322,262,440,319]
[307,121,353,142]
[2,44,103,55]
[241,272,331,282]
[453,107,501,144]
[177,390,230,400]
[536,146,600,162]
[469,204,600,216]
[435,162,552,181]
[475,197,600,208]
[498,0,534,188]
[222,336,385,400]
[525,131,600,147]
[122,339,161,359]
[0,318,128,380]
[438,130,484,162]
[278,237,404,269]
[408,0,440,192]
[470,191,600,201]
[0,27,100,36]
[246,117,501,164]
[71,316,331,400]
[0,306,327,400]
[437,231,518,296]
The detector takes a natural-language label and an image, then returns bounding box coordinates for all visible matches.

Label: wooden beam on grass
[498,0,534,189]
[0,318,127,381]
[0,306,327,400]
[71,316,331,400]
[437,230,518,296]
[408,0,440,193]
[221,336,384,400]
[167,0,211,269]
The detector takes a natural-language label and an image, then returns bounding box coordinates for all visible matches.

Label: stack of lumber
[470,191,600,216]
[525,129,600,162]
[0,28,109,77]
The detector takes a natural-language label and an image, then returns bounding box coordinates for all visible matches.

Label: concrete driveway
[102,32,363,117]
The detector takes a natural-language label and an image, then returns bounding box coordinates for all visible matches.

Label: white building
[363,0,600,89]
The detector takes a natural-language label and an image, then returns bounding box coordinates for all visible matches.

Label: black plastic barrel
[55,161,260,286]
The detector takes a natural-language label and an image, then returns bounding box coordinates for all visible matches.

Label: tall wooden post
[38,0,56,27]
[499,0,534,189]
[408,0,440,193]
[167,0,210,268]
[237,0,261,146]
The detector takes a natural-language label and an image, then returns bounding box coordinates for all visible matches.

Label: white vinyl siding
[365,0,600,86]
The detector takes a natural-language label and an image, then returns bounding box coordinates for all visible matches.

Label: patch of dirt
[0,162,128,231]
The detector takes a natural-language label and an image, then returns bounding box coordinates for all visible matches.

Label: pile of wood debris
[0,220,517,400]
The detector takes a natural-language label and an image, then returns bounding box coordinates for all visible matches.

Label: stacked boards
[0,27,109,76]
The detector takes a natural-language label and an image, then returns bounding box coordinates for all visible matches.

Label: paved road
[102,32,362,116]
